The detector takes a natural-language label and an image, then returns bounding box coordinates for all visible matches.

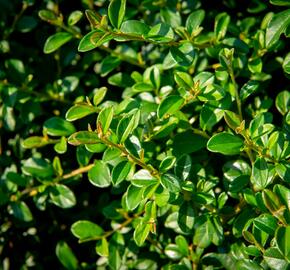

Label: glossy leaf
[88,160,111,187]
[44,117,76,136]
[71,220,103,241]
[44,32,73,54]
[56,241,78,270]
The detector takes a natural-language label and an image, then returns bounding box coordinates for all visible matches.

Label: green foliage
[0,0,289,269]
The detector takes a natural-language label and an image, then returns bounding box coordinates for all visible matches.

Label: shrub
[0,0,290,269]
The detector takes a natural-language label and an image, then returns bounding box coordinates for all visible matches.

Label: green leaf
[134,220,151,246]
[56,241,78,270]
[175,235,189,256]
[207,132,244,155]
[283,52,290,74]
[174,71,194,90]
[112,161,131,185]
[147,23,174,42]
[93,87,107,106]
[200,104,224,131]
[68,10,83,26]
[126,184,144,210]
[44,117,76,137]
[88,160,111,188]
[270,0,290,6]
[172,130,207,156]
[251,157,271,190]
[214,12,230,41]
[78,30,113,52]
[160,174,182,193]
[253,214,278,235]
[157,95,184,118]
[186,10,205,35]
[65,104,97,121]
[71,220,103,241]
[224,110,241,131]
[265,9,290,49]
[97,106,114,134]
[96,238,109,257]
[169,42,195,66]
[264,247,289,270]
[276,226,290,259]
[22,158,54,178]
[275,90,290,115]
[22,136,49,149]
[116,109,140,143]
[124,135,142,158]
[178,202,195,233]
[165,244,183,260]
[10,201,33,222]
[68,131,101,146]
[54,136,67,154]
[174,154,192,181]
[49,184,76,209]
[240,80,260,101]
[43,32,73,54]
[108,0,126,29]
[120,20,150,35]
[159,156,176,173]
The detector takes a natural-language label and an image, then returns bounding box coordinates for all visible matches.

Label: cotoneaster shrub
[0,0,290,269]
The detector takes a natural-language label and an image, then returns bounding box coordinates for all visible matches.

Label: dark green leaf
[71,220,103,241]
[44,117,76,136]
[56,241,78,270]
[108,0,126,29]
[157,95,184,118]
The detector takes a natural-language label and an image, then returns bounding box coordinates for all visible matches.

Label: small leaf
[96,238,109,257]
[22,158,54,178]
[174,71,194,90]
[44,117,76,136]
[159,156,176,173]
[270,0,290,6]
[264,247,289,270]
[169,42,195,66]
[207,132,244,155]
[160,174,182,193]
[97,106,114,134]
[112,161,131,185]
[22,136,49,149]
[134,221,151,246]
[240,80,260,101]
[186,10,205,35]
[251,157,271,190]
[283,52,290,74]
[88,160,111,188]
[108,0,126,29]
[54,136,67,154]
[265,9,290,49]
[275,90,290,115]
[147,23,174,42]
[65,104,97,121]
[71,220,103,241]
[43,32,73,54]
[120,20,150,35]
[68,131,101,146]
[56,241,78,270]
[93,87,107,106]
[214,12,230,41]
[49,184,76,208]
[78,30,113,52]
[126,184,144,210]
[157,95,184,118]
[10,201,33,222]
[68,10,83,26]
[276,226,290,259]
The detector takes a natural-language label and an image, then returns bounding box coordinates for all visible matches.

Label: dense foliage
[1,0,290,269]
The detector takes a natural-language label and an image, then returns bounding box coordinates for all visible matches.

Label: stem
[62,163,94,179]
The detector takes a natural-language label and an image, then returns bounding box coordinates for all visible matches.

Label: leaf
[270,0,290,6]
[165,244,183,260]
[10,201,33,222]
[251,157,271,190]
[124,135,142,158]
[71,220,103,241]
[157,95,184,118]
[22,157,54,178]
[97,106,114,134]
[253,214,278,235]
[78,30,113,52]
[108,0,126,29]
[54,136,68,154]
[44,117,76,137]
[174,71,194,90]
[283,52,290,74]
[186,10,205,35]
[275,90,290,115]
[96,238,109,257]
[88,160,111,188]
[56,241,78,270]
[207,132,244,155]
[22,136,49,149]
[159,156,176,173]
[120,20,150,35]
[134,221,151,246]
[200,104,224,131]
[49,184,76,208]
[264,247,289,270]
[147,23,174,42]
[174,154,192,181]
[214,12,230,41]
[160,174,182,193]
[43,32,73,54]
[65,104,97,121]
[126,184,144,210]
[68,10,83,26]
[112,161,131,185]
[68,131,101,146]
[240,80,260,101]
[276,226,290,259]
[93,87,107,106]
[169,42,195,66]
[224,110,241,131]
[172,130,207,156]
[116,109,140,143]
[265,9,290,49]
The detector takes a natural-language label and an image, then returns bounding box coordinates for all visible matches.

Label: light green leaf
[44,117,76,137]
[108,0,126,29]
[276,226,290,259]
[207,132,244,155]
[49,184,76,208]
[88,160,111,187]
[65,104,97,121]
[265,9,290,49]
[71,220,103,241]
[44,32,73,54]
[97,106,114,134]
[56,241,78,270]
[68,131,101,146]
[78,30,113,52]
[68,10,83,26]
[22,136,49,149]
[120,20,150,35]
[186,10,205,35]
[126,184,144,210]
[275,90,290,115]
[251,157,272,190]
[157,95,184,118]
